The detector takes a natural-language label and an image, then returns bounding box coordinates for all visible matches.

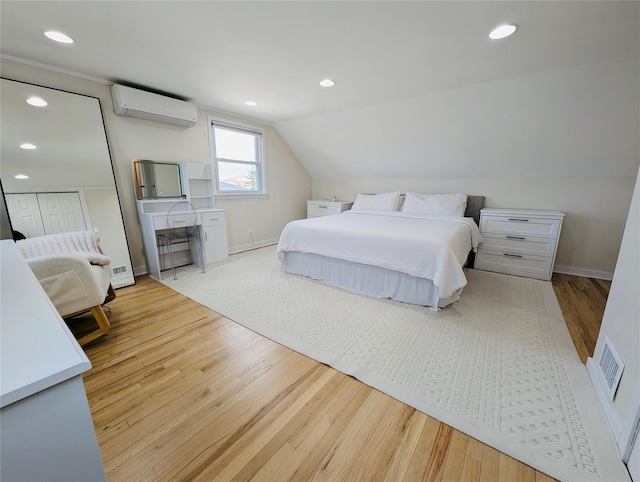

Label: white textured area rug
[161,246,629,482]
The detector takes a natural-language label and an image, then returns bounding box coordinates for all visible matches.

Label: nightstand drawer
[308,204,342,218]
[480,215,561,239]
[480,234,556,258]
[475,248,553,280]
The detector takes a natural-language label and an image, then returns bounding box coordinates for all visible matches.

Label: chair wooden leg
[104,284,116,304]
[76,305,111,346]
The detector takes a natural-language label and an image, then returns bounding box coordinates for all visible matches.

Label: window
[209,117,265,195]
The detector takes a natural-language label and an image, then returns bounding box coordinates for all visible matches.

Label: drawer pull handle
[318,205,328,209]
[208,217,220,221]
[503,253,523,258]
[506,235,526,240]
[508,218,529,222]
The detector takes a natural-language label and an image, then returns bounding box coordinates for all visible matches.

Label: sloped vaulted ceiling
[272,2,640,181]
[275,56,639,180]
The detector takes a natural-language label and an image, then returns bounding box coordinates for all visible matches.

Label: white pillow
[352,191,401,211]
[401,192,467,217]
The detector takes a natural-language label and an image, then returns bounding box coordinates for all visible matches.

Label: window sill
[215,193,270,200]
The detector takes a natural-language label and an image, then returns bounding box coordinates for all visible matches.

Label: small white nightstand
[474,208,564,281]
[307,200,353,219]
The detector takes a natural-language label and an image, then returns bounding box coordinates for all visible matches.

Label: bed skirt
[280,251,462,310]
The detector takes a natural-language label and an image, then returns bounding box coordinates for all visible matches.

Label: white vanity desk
[137,201,229,281]
[0,240,106,481]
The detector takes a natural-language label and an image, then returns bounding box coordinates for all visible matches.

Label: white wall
[83,187,133,286]
[589,166,639,453]
[313,175,635,278]
[279,56,640,277]
[1,58,312,274]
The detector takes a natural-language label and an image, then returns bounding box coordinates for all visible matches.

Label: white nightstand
[307,200,353,219]
[474,208,564,281]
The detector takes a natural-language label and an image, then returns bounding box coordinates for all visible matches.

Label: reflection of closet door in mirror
[5,194,45,238]
[0,78,135,287]
[37,193,87,234]
[7,192,87,235]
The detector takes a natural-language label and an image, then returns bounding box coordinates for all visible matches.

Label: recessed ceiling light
[20,143,37,150]
[26,96,48,107]
[319,79,336,87]
[44,30,74,44]
[15,174,29,180]
[244,101,258,106]
[489,24,518,40]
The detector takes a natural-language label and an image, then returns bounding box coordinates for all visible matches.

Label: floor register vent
[598,336,624,400]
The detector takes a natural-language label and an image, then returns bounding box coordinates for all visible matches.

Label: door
[37,193,87,234]
[5,193,45,238]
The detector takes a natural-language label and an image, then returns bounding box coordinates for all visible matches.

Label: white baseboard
[554,265,614,281]
[133,265,147,277]
[111,273,135,289]
[586,357,622,443]
[229,238,279,255]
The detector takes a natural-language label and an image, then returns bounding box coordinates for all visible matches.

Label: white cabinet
[475,208,564,281]
[307,200,353,218]
[202,210,229,266]
[136,203,229,280]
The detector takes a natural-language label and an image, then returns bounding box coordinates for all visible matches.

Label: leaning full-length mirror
[0,78,135,287]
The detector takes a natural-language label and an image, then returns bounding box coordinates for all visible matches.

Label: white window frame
[208,116,267,197]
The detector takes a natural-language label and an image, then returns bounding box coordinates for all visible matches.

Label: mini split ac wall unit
[111,84,198,127]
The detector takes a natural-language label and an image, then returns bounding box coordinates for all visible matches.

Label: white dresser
[475,208,564,281]
[1,240,106,481]
[307,200,353,218]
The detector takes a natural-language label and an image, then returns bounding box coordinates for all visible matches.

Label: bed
[277,192,485,310]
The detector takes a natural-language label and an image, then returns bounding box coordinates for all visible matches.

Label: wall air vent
[112,265,128,276]
[598,336,624,400]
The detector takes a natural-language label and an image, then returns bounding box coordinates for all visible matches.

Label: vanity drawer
[480,215,561,239]
[153,213,195,230]
[201,211,225,227]
[307,204,342,218]
[475,248,553,280]
[480,234,556,258]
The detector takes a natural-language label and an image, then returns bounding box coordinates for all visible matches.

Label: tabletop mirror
[133,159,185,200]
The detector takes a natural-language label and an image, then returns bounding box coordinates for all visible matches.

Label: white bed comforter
[277,210,483,299]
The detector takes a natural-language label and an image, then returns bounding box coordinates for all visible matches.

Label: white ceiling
[1,1,638,181]
[1,1,637,124]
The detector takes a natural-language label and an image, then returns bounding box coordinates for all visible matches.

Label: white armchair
[16,231,115,346]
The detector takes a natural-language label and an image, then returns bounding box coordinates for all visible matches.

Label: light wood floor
[70,271,609,482]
